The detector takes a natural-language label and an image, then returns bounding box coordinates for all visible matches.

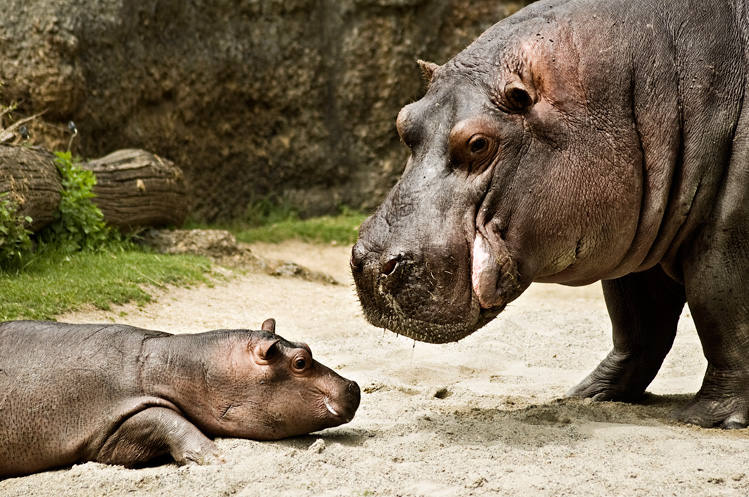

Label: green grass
[0,206,368,322]
[233,209,368,244]
[192,204,370,245]
[0,248,211,321]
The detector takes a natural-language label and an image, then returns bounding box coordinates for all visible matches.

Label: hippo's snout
[353,221,497,344]
[325,379,360,424]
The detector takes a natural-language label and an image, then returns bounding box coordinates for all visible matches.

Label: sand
[2,240,748,496]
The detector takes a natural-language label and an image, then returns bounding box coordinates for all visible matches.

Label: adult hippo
[351,0,749,428]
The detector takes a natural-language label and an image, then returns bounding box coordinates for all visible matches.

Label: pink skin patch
[471,233,493,309]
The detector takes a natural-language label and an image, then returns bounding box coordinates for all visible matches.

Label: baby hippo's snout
[322,375,361,424]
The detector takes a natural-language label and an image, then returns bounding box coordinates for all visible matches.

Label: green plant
[0,192,33,269]
[39,151,122,252]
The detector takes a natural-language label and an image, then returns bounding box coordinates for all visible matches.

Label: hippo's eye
[292,353,310,373]
[469,136,488,154]
[463,133,496,172]
[448,118,499,174]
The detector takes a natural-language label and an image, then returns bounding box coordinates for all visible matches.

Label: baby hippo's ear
[252,338,281,365]
[261,318,276,334]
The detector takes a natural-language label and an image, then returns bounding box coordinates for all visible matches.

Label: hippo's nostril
[350,243,366,271]
[350,254,361,271]
[348,381,361,398]
[381,258,398,276]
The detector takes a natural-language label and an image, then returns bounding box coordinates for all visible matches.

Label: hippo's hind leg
[96,407,224,467]
[566,265,686,402]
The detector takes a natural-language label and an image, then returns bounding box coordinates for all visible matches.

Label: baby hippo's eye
[292,352,311,372]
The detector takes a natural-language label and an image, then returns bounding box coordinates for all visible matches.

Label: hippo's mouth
[352,233,518,344]
[352,215,522,344]
[471,232,497,309]
[321,383,360,425]
[363,306,505,344]
[324,396,358,424]
[323,397,355,423]
[324,397,340,417]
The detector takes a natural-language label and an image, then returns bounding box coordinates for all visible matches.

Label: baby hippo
[0,319,360,478]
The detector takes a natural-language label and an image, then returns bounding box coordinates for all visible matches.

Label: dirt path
[2,241,748,496]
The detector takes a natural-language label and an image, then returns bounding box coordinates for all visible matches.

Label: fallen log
[83,149,188,231]
[0,145,61,231]
[0,146,188,233]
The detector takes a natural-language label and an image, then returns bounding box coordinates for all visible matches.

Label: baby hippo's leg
[96,407,224,467]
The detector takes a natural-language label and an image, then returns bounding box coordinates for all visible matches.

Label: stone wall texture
[0,0,534,221]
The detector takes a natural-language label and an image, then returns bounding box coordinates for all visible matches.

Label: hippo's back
[0,321,169,477]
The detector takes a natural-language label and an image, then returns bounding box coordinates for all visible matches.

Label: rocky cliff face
[0,0,532,221]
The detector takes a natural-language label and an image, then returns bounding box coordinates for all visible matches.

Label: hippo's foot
[566,350,655,402]
[174,438,225,466]
[672,366,749,429]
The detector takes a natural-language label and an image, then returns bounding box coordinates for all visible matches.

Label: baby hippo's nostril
[381,258,398,276]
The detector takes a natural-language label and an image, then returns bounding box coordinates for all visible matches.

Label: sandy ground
[3,240,749,496]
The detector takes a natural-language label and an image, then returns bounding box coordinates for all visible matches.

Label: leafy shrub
[38,151,122,252]
[0,192,32,269]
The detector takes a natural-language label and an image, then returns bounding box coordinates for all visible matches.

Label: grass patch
[233,209,368,245]
[193,200,370,245]
[0,248,211,321]
[1,192,368,321]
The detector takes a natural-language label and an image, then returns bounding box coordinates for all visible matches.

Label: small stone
[308,439,326,453]
[430,386,451,399]
[469,476,487,489]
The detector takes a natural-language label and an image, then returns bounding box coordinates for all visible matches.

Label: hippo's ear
[261,318,276,334]
[417,59,439,84]
[503,79,536,113]
[252,338,281,364]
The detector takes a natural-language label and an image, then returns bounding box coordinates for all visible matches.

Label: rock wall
[0,0,533,221]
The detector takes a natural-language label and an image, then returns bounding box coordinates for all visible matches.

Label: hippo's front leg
[676,225,749,429]
[94,407,224,467]
[567,266,686,401]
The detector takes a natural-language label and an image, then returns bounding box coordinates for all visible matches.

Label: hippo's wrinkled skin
[0,320,360,478]
[352,0,749,428]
